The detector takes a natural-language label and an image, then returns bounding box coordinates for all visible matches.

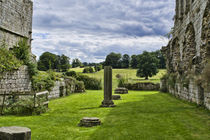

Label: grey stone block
[0,126,31,140]
[78,117,101,127]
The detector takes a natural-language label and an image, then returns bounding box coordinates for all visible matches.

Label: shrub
[76,74,102,90]
[75,81,85,92]
[118,77,127,87]
[94,64,102,72]
[32,71,57,92]
[12,39,38,78]
[12,39,30,64]
[83,67,94,73]
[65,71,77,77]
[5,97,47,115]
[116,74,122,79]
[0,45,22,73]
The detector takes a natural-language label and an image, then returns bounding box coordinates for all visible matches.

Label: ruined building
[0,0,33,49]
[0,0,33,93]
[162,0,210,109]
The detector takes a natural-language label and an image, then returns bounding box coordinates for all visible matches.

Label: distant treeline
[102,50,166,69]
[37,50,166,72]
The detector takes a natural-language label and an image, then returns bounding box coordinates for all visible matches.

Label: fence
[0,91,49,115]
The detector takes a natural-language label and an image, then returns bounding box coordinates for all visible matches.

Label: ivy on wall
[0,42,22,73]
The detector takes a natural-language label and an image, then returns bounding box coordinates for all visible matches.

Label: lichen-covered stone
[0,126,31,140]
[78,117,101,127]
[0,0,33,49]
[124,83,160,91]
[161,0,210,110]
[114,87,128,94]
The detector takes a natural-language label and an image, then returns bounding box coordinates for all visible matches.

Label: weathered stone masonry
[0,0,33,48]
[0,0,77,102]
[0,0,33,96]
[162,0,210,109]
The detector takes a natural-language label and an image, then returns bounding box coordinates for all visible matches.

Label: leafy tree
[121,54,130,68]
[38,52,58,71]
[136,51,159,80]
[130,55,138,69]
[72,58,82,68]
[104,52,122,68]
[60,54,70,72]
[38,52,70,72]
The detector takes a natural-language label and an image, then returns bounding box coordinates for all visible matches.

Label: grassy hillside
[0,90,209,140]
[70,68,166,89]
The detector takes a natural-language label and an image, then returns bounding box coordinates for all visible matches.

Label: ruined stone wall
[0,0,33,101]
[162,0,210,109]
[0,0,33,48]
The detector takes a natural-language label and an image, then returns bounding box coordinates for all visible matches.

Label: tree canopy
[38,52,70,72]
[136,51,159,80]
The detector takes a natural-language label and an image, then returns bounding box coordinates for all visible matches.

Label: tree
[38,52,70,72]
[60,54,70,72]
[130,55,138,68]
[72,58,82,68]
[104,52,122,68]
[121,54,130,68]
[38,52,58,71]
[136,51,159,80]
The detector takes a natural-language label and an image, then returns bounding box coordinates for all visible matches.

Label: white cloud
[31,0,175,62]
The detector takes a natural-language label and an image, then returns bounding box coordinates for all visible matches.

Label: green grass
[70,67,85,73]
[0,91,209,140]
[83,69,166,89]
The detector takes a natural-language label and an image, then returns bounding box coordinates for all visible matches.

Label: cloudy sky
[32,0,175,63]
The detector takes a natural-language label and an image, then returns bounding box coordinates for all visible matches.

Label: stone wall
[0,65,31,94]
[162,0,210,109]
[124,82,160,91]
[0,65,32,105]
[0,0,33,48]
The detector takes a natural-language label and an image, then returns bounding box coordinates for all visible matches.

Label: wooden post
[101,66,115,107]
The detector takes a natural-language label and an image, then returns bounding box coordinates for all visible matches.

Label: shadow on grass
[89,93,210,140]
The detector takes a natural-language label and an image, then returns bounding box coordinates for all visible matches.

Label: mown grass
[0,90,209,140]
[73,68,166,89]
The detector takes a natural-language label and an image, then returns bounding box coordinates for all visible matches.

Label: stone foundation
[124,83,160,91]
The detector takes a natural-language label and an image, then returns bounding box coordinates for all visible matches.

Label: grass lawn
[83,69,166,89]
[0,90,209,140]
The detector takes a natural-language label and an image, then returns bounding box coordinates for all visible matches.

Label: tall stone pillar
[101,66,115,107]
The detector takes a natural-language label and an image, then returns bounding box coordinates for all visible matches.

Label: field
[71,68,166,89]
[0,90,209,140]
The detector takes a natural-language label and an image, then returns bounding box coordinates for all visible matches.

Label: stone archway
[182,23,196,72]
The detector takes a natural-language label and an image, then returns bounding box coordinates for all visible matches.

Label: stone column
[0,126,31,140]
[101,66,115,107]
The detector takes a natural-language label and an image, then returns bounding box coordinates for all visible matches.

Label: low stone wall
[0,65,31,94]
[49,79,66,99]
[48,78,78,100]
[124,82,160,91]
[161,79,210,110]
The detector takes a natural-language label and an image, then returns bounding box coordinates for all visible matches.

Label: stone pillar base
[101,100,116,107]
[0,126,31,140]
